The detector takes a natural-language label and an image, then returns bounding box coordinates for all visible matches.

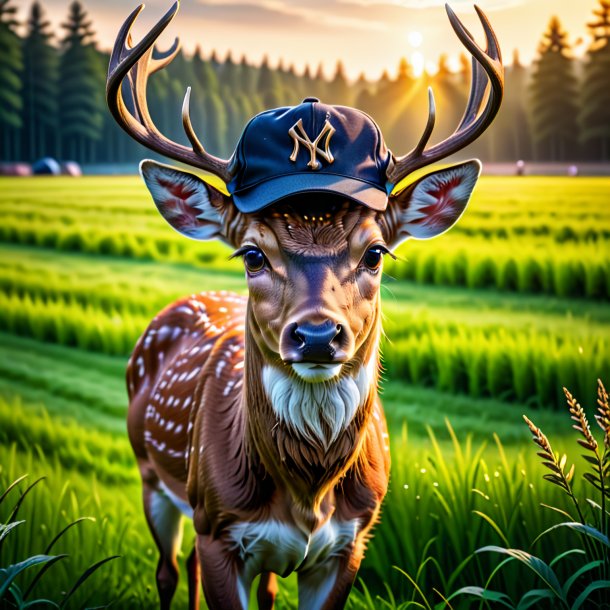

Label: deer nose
[281,320,344,364]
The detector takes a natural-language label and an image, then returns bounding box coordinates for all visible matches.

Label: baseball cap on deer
[226,98,392,213]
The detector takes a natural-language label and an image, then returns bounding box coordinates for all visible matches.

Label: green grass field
[1,175,608,608]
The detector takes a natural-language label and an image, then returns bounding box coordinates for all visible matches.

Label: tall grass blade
[571,580,610,610]
[0,520,24,543]
[447,586,514,609]
[22,554,69,601]
[43,517,94,554]
[533,522,610,549]
[548,548,586,568]
[476,546,566,603]
[562,559,604,597]
[515,589,554,610]
[394,567,433,610]
[0,474,28,507]
[0,555,57,599]
[472,511,510,547]
[58,555,120,608]
[5,477,45,525]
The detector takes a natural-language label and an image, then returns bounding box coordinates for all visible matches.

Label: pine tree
[0,0,23,161]
[239,54,257,97]
[257,55,284,108]
[167,48,198,94]
[193,46,220,95]
[506,50,533,160]
[579,0,610,160]
[312,63,328,102]
[220,50,242,92]
[224,95,241,154]
[203,91,227,155]
[529,17,579,160]
[327,60,351,106]
[283,63,302,105]
[58,1,105,162]
[301,64,315,98]
[22,2,58,161]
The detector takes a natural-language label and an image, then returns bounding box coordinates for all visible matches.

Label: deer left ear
[140,159,232,243]
[384,160,481,247]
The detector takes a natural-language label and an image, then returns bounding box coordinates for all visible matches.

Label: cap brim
[231,173,388,213]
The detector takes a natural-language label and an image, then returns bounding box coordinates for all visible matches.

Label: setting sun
[408,30,423,48]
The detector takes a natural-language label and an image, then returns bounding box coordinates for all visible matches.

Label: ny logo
[288,118,336,170]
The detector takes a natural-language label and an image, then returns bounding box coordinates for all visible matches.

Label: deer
[107,2,503,608]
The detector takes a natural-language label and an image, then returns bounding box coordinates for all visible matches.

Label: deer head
[107,1,503,415]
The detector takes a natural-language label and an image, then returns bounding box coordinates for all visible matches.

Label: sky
[15,0,601,79]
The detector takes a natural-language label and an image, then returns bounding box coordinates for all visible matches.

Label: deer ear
[384,160,480,247]
[140,159,232,242]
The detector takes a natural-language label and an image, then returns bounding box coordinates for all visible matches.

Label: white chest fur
[228,517,360,578]
[262,363,374,448]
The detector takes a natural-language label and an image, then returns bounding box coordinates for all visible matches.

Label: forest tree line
[1,0,610,166]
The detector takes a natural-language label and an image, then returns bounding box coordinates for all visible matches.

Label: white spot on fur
[186,367,201,381]
[176,306,194,315]
[157,325,171,341]
[215,360,226,378]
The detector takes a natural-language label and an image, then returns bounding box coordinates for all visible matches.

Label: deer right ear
[140,159,232,242]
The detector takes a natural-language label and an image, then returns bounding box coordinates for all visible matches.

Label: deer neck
[242,302,381,512]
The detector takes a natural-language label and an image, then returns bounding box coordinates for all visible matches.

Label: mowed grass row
[2,176,610,299]
[0,216,238,271]
[1,290,599,408]
[5,214,607,299]
[5,242,609,330]
[1,287,606,407]
[387,236,610,299]
[3,214,607,298]
[3,176,610,241]
[1,246,607,409]
[0,331,581,444]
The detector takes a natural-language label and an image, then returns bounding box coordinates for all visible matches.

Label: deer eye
[362,247,385,271]
[243,248,266,273]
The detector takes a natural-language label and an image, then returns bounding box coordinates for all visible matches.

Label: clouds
[338,0,525,9]
[189,0,388,31]
[14,0,595,80]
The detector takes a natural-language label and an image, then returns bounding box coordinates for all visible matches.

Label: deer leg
[257,572,278,610]
[142,482,184,610]
[186,546,200,610]
[196,534,248,610]
[298,550,363,610]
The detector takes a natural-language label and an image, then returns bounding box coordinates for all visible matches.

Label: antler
[386,4,504,187]
[106,1,235,183]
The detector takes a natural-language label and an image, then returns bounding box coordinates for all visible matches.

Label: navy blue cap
[227,98,392,213]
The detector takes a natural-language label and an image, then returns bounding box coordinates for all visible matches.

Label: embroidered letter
[288,118,335,170]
